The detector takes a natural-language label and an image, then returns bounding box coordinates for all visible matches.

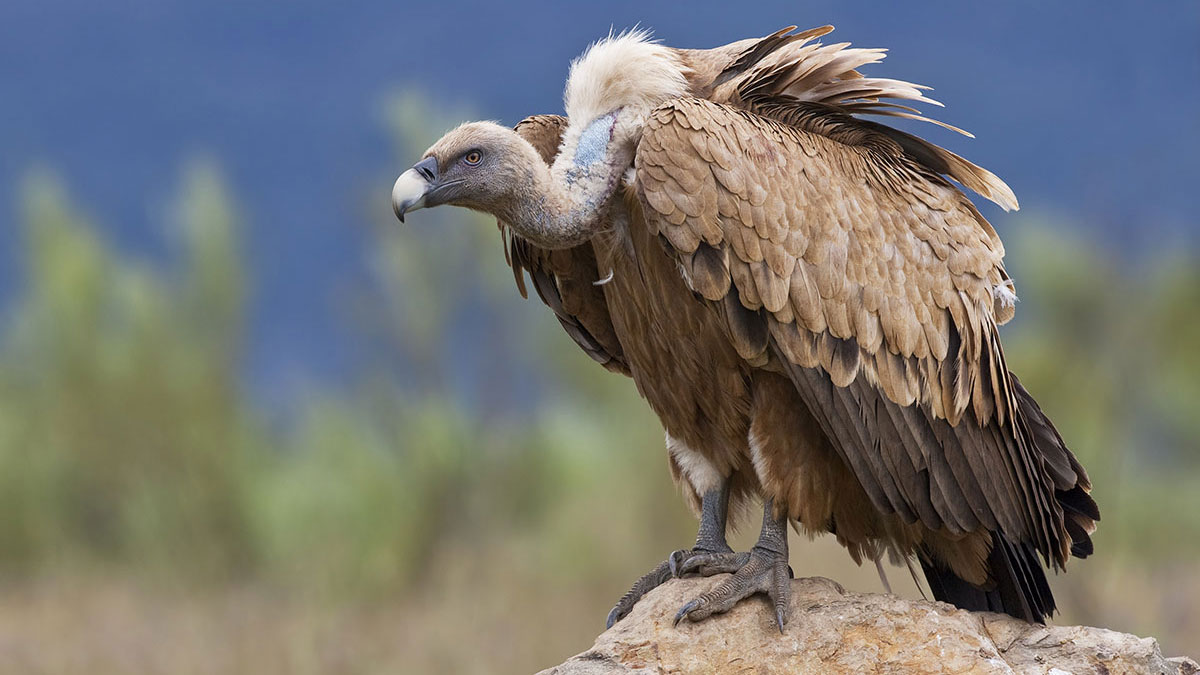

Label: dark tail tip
[920,534,1055,624]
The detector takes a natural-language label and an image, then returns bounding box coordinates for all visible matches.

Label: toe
[677,551,748,577]
[607,559,673,628]
[770,560,792,631]
[675,573,756,625]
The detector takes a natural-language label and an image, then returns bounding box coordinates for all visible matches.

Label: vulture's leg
[673,499,792,632]
[604,481,732,628]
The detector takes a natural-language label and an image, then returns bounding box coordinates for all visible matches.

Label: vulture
[391,26,1099,630]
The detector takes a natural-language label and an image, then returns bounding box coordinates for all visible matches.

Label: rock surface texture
[538,577,1198,675]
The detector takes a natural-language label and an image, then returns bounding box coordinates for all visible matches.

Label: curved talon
[667,549,691,578]
[673,599,700,627]
[605,606,622,630]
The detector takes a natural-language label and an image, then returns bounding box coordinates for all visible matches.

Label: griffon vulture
[391,26,1099,630]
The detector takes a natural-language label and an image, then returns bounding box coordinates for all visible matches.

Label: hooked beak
[392,156,439,223]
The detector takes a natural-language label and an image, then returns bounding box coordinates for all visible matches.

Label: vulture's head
[391,121,529,223]
[392,29,690,247]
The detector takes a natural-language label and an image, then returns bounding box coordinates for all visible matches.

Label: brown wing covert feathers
[635,96,1096,574]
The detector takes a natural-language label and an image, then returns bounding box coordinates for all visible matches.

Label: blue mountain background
[2,0,1197,407]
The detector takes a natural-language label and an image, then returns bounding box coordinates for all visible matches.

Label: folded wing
[635,95,1095,572]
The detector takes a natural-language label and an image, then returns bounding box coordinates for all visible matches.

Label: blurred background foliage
[0,95,1196,672]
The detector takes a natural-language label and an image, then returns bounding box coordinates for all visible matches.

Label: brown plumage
[392,25,1098,627]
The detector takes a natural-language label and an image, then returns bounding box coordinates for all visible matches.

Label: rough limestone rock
[538,577,1198,675]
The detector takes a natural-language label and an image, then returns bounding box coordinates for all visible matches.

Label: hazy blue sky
[2,1,1197,404]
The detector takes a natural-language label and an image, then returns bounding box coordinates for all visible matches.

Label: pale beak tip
[391,168,430,224]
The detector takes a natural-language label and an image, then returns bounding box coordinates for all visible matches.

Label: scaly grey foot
[673,499,792,632]
[605,543,733,629]
[605,483,732,629]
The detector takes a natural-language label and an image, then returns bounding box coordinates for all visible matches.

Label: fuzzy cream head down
[563,29,689,122]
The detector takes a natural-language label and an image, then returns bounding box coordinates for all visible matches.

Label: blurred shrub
[0,167,257,581]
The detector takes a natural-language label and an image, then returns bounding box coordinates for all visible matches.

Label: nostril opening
[413,157,438,182]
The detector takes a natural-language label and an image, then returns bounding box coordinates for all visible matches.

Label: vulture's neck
[497,30,689,249]
[499,112,636,250]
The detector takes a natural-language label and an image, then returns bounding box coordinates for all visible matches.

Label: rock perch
[538,577,1198,674]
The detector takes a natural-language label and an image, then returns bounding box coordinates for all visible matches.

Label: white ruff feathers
[563,28,688,122]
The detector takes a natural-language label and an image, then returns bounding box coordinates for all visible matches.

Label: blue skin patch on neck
[573,112,617,168]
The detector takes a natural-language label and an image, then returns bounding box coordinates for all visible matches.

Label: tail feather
[1012,376,1100,564]
[1057,484,1100,559]
[1064,516,1094,557]
[920,379,1096,624]
[921,534,1056,623]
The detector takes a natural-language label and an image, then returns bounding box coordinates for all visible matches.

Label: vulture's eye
[463,150,483,166]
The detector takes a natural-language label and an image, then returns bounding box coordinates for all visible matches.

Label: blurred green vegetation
[0,96,1196,670]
